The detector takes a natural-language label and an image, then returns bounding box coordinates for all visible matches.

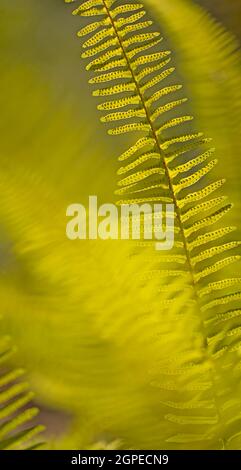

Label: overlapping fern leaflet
[65,0,241,447]
[0,333,44,450]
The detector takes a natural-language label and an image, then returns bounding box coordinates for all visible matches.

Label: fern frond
[66,0,240,310]
[65,0,241,448]
[0,335,44,450]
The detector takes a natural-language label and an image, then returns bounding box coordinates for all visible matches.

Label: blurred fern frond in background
[0,0,240,450]
[0,328,44,449]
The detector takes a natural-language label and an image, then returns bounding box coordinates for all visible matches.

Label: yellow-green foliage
[0,330,44,449]
[63,0,241,448]
[67,0,241,335]
[143,0,241,219]
[0,0,241,450]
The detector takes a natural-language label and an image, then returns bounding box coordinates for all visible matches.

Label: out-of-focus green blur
[197,0,241,39]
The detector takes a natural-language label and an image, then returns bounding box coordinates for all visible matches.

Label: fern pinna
[65,0,241,448]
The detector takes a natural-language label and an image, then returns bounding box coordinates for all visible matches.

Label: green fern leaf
[65,0,241,449]
[0,334,45,450]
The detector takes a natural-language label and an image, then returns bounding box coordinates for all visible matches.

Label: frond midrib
[101,0,201,314]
